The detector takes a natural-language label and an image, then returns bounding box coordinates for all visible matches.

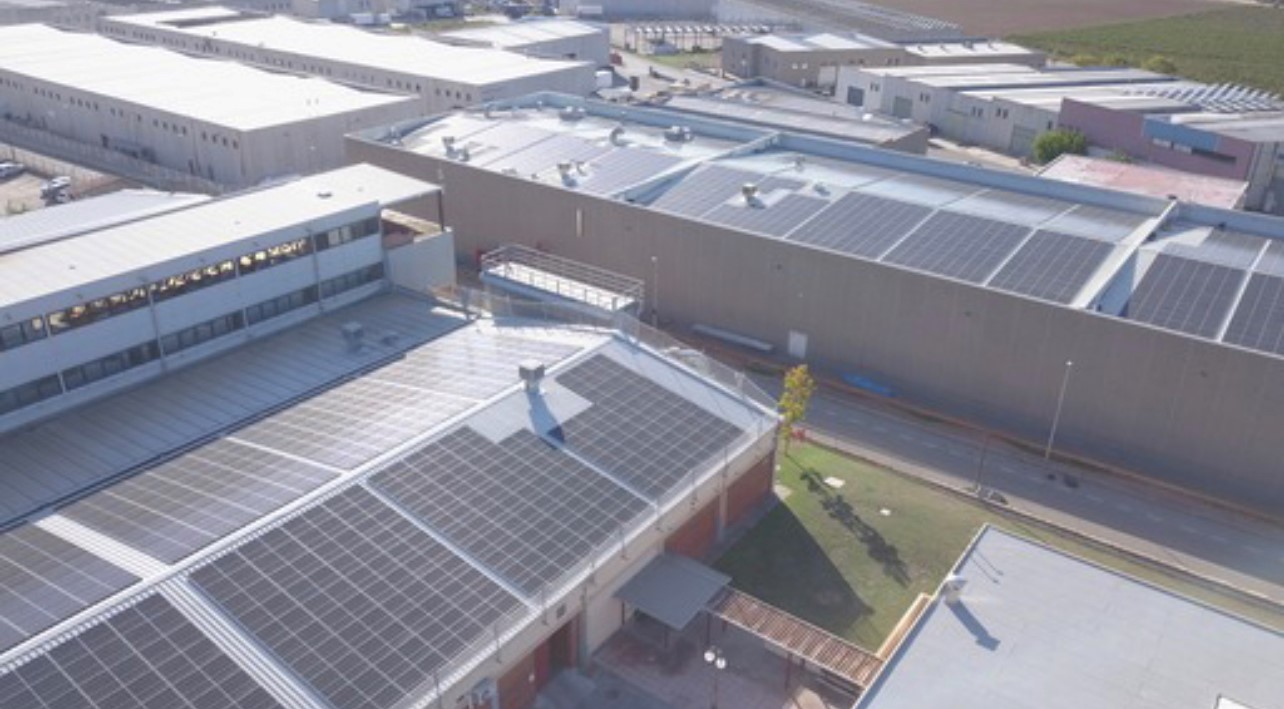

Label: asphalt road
[752,376,1284,605]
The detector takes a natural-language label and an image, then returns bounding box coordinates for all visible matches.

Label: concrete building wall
[349,137,1284,517]
[723,37,907,89]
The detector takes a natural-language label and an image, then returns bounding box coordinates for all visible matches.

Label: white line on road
[998,465,1017,475]
[1179,524,1199,534]
[1208,534,1228,544]
[1085,493,1104,503]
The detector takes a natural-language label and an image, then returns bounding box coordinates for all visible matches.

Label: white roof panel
[0,190,209,255]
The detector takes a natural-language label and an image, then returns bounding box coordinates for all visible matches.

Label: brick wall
[665,497,719,559]
[726,453,776,528]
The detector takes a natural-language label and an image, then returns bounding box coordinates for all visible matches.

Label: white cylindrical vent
[519,360,546,393]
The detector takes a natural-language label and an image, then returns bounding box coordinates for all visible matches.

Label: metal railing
[480,244,646,313]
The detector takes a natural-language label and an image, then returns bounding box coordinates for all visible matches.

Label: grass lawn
[714,442,1283,651]
[1010,6,1284,95]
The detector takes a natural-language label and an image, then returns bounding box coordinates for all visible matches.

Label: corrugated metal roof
[442,19,606,47]
[0,190,209,255]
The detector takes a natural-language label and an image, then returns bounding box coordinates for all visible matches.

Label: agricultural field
[1011,6,1284,95]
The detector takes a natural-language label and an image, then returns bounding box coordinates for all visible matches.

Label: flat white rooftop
[746,31,898,52]
[0,24,414,131]
[859,527,1284,709]
[109,8,590,86]
[0,164,438,308]
[441,18,605,48]
[0,189,209,255]
[903,40,1042,59]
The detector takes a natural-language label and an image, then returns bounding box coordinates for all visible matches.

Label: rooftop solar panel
[371,331,579,400]
[1254,241,1284,278]
[60,439,338,564]
[554,355,743,499]
[988,231,1113,304]
[371,427,647,595]
[787,192,931,258]
[883,211,1031,284]
[1223,274,1284,356]
[579,150,683,196]
[649,165,763,218]
[190,486,522,709]
[1042,205,1148,243]
[0,525,137,653]
[232,377,476,470]
[1124,255,1246,338]
[466,123,559,167]
[702,194,829,238]
[0,593,283,709]
[486,133,610,177]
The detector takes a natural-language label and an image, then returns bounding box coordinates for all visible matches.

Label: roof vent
[559,105,586,121]
[340,321,364,351]
[741,182,760,205]
[609,124,626,146]
[441,135,458,157]
[664,125,693,143]
[519,360,545,394]
[557,161,577,186]
[942,573,967,605]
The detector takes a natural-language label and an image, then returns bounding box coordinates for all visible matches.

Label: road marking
[1085,493,1104,503]
[872,425,887,433]
[1208,534,1228,544]
[1243,545,1262,554]
[922,441,938,449]
[1145,512,1163,522]
[1179,524,1199,534]
[998,465,1017,475]
[1114,502,1132,512]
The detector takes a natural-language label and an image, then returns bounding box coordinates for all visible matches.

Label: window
[237,237,313,275]
[151,260,236,302]
[47,286,150,334]
[61,342,160,391]
[0,317,47,352]
[0,375,62,417]
[314,218,380,251]
[244,286,319,325]
[160,311,244,355]
[319,264,384,299]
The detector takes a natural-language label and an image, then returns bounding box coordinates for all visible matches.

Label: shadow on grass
[715,505,872,635]
[798,465,911,587]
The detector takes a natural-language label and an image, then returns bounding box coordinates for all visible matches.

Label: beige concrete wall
[350,136,1284,517]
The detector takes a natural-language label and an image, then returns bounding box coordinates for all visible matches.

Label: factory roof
[0,189,209,255]
[1039,155,1247,209]
[741,31,898,52]
[0,24,414,131]
[902,66,1173,91]
[1167,110,1284,143]
[440,18,605,48]
[858,527,1284,709]
[108,8,591,86]
[0,164,437,309]
[901,39,1043,60]
[0,289,774,709]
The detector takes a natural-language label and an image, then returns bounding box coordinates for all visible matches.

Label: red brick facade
[664,497,719,559]
[726,453,775,528]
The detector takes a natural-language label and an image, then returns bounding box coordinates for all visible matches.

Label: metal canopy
[616,554,730,631]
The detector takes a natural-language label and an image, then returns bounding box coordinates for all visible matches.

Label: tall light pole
[650,255,659,327]
[1044,360,1074,460]
[703,646,727,709]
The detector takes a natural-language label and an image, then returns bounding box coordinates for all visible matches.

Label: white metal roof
[0,164,438,308]
[903,40,1042,59]
[0,190,209,255]
[108,10,591,86]
[441,19,606,48]
[0,24,415,131]
[746,31,897,52]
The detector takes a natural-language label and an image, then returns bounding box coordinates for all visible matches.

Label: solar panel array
[703,194,828,237]
[883,211,1031,283]
[61,439,337,564]
[650,165,761,218]
[487,134,610,177]
[0,525,137,653]
[373,332,578,400]
[372,427,647,595]
[1125,255,1246,338]
[988,231,1114,304]
[190,486,522,709]
[555,355,743,499]
[788,192,931,258]
[1254,241,1284,278]
[0,594,283,709]
[578,150,683,196]
[1224,274,1284,355]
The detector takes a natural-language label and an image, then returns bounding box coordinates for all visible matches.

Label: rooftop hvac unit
[664,125,693,142]
[941,573,967,605]
[340,322,364,351]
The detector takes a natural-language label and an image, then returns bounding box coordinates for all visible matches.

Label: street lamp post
[703,646,727,709]
[1044,360,1074,460]
[650,255,659,327]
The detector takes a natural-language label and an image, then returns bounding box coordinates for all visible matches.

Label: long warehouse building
[99,7,598,113]
[350,92,1284,518]
[0,24,421,188]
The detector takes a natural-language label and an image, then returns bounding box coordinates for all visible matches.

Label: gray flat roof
[0,164,437,309]
[0,189,209,255]
[0,24,414,131]
[859,527,1284,709]
[440,18,606,47]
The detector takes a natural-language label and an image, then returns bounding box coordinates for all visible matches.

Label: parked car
[0,161,25,179]
[40,175,71,198]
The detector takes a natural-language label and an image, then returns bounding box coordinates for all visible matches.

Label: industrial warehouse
[0,24,421,188]
[349,92,1284,517]
[0,164,780,709]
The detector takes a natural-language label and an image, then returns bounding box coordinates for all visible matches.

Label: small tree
[1141,55,1178,75]
[1032,128,1087,165]
[1102,53,1132,67]
[779,365,816,449]
[1068,53,1101,67]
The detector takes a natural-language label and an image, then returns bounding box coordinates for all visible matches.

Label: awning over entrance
[616,554,730,631]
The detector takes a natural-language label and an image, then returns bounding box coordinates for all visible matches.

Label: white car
[0,161,25,179]
[40,175,71,198]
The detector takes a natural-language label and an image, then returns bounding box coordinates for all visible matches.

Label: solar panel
[788,192,931,258]
[486,133,610,177]
[579,150,683,196]
[1224,274,1284,355]
[554,356,743,499]
[190,486,522,709]
[702,194,828,238]
[1124,255,1246,338]
[883,211,1031,283]
[373,331,579,400]
[1042,205,1148,243]
[371,427,646,595]
[0,594,283,709]
[466,123,559,167]
[1255,241,1284,278]
[0,525,137,653]
[232,377,476,470]
[649,165,762,218]
[988,231,1114,304]
[60,439,338,564]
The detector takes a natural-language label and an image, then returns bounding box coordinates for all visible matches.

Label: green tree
[1102,53,1132,67]
[1032,129,1088,165]
[779,365,816,449]
[1068,53,1101,67]
[1141,55,1178,75]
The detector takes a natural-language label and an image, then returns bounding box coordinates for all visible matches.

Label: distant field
[725,0,1224,36]
[1011,6,1284,95]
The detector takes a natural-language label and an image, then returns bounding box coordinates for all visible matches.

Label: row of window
[1,264,385,418]
[38,220,375,340]
[0,317,47,353]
